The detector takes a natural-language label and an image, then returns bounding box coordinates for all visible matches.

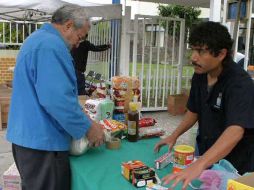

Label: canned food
[172,163,186,173]
[174,145,195,165]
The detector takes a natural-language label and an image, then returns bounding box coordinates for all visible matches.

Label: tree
[158,4,201,39]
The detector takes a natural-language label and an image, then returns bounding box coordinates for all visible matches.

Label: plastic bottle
[100,95,114,120]
[127,102,139,142]
[132,95,141,119]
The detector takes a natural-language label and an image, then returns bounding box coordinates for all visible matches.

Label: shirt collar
[40,23,71,50]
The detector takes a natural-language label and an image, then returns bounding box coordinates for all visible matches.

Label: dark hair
[189,21,233,61]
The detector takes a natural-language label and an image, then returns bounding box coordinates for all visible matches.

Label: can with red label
[174,145,195,166]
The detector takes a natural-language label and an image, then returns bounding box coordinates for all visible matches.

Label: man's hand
[154,134,177,153]
[162,160,205,190]
[163,125,245,190]
[86,121,105,147]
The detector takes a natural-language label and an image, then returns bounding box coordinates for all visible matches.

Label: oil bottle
[127,102,139,142]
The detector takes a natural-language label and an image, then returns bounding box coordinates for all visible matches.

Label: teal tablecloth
[70,138,200,190]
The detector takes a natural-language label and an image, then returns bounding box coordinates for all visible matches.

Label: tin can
[174,145,195,165]
[172,163,186,173]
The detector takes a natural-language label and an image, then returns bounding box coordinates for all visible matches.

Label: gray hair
[51,5,89,29]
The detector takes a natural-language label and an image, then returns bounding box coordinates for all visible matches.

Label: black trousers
[12,144,71,190]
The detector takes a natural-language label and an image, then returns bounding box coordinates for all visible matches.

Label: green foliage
[158,4,201,39]
[0,22,41,49]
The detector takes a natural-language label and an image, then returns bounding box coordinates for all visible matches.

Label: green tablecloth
[70,138,200,190]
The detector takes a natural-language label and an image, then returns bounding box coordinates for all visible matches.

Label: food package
[100,119,127,131]
[155,152,173,170]
[69,136,90,156]
[100,98,114,120]
[139,118,156,128]
[112,113,126,123]
[139,127,165,138]
[95,83,107,98]
[84,98,114,121]
[84,99,103,121]
[146,183,168,190]
[70,129,113,156]
[112,76,140,90]
[121,160,156,188]
[113,90,127,100]
[112,76,141,113]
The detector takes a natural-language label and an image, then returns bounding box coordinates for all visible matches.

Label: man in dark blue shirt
[154,21,254,189]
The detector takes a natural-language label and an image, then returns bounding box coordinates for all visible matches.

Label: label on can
[172,163,186,174]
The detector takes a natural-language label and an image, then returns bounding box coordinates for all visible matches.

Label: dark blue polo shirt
[187,60,254,174]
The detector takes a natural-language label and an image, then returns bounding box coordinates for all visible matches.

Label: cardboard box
[227,173,254,190]
[3,163,21,190]
[121,160,156,188]
[167,94,188,115]
[0,96,11,129]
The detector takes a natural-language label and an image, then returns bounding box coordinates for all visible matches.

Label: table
[70,138,201,190]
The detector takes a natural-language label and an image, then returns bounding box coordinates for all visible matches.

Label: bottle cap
[129,102,137,112]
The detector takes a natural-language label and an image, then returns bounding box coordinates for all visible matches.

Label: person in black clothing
[71,34,111,95]
[154,21,254,189]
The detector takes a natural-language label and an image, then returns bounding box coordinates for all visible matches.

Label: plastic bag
[198,159,240,190]
[139,118,156,128]
[139,127,165,138]
[199,170,239,190]
[70,136,90,156]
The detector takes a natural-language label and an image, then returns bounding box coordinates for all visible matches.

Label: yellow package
[227,173,254,190]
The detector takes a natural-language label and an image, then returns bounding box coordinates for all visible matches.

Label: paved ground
[0,127,13,188]
[0,111,197,188]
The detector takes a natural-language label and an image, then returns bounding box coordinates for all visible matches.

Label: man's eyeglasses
[190,47,210,56]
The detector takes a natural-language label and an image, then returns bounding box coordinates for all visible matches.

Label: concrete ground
[0,111,197,188]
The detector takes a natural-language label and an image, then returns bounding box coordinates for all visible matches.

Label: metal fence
[86,19,121,80]
[0,19,121,81]
[131,15,186,111]
[0,20,43,46]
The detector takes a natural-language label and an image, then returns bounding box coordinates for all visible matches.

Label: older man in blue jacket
[6,5,104,190]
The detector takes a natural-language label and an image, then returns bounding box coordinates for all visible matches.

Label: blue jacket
[6,23,91,151]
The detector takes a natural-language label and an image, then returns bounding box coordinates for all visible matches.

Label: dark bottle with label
[127,102,139,142]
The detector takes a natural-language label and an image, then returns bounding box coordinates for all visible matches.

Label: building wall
[0,50,19,84]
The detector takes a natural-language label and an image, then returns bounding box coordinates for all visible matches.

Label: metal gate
[86,19,121,81]
[131,15,185,111]
[0,18,121,81]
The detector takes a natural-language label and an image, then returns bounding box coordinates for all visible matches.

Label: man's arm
[198,125,244,169]
[163,125,244,190]
[34,48,92,139]
[171,110,198,139]
[154,110,198,152]
[87,41,110,52]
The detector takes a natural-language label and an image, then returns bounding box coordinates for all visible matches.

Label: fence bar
[162,21,169,107]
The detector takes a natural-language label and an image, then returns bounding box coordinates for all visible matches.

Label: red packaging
[138,118,156,128]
